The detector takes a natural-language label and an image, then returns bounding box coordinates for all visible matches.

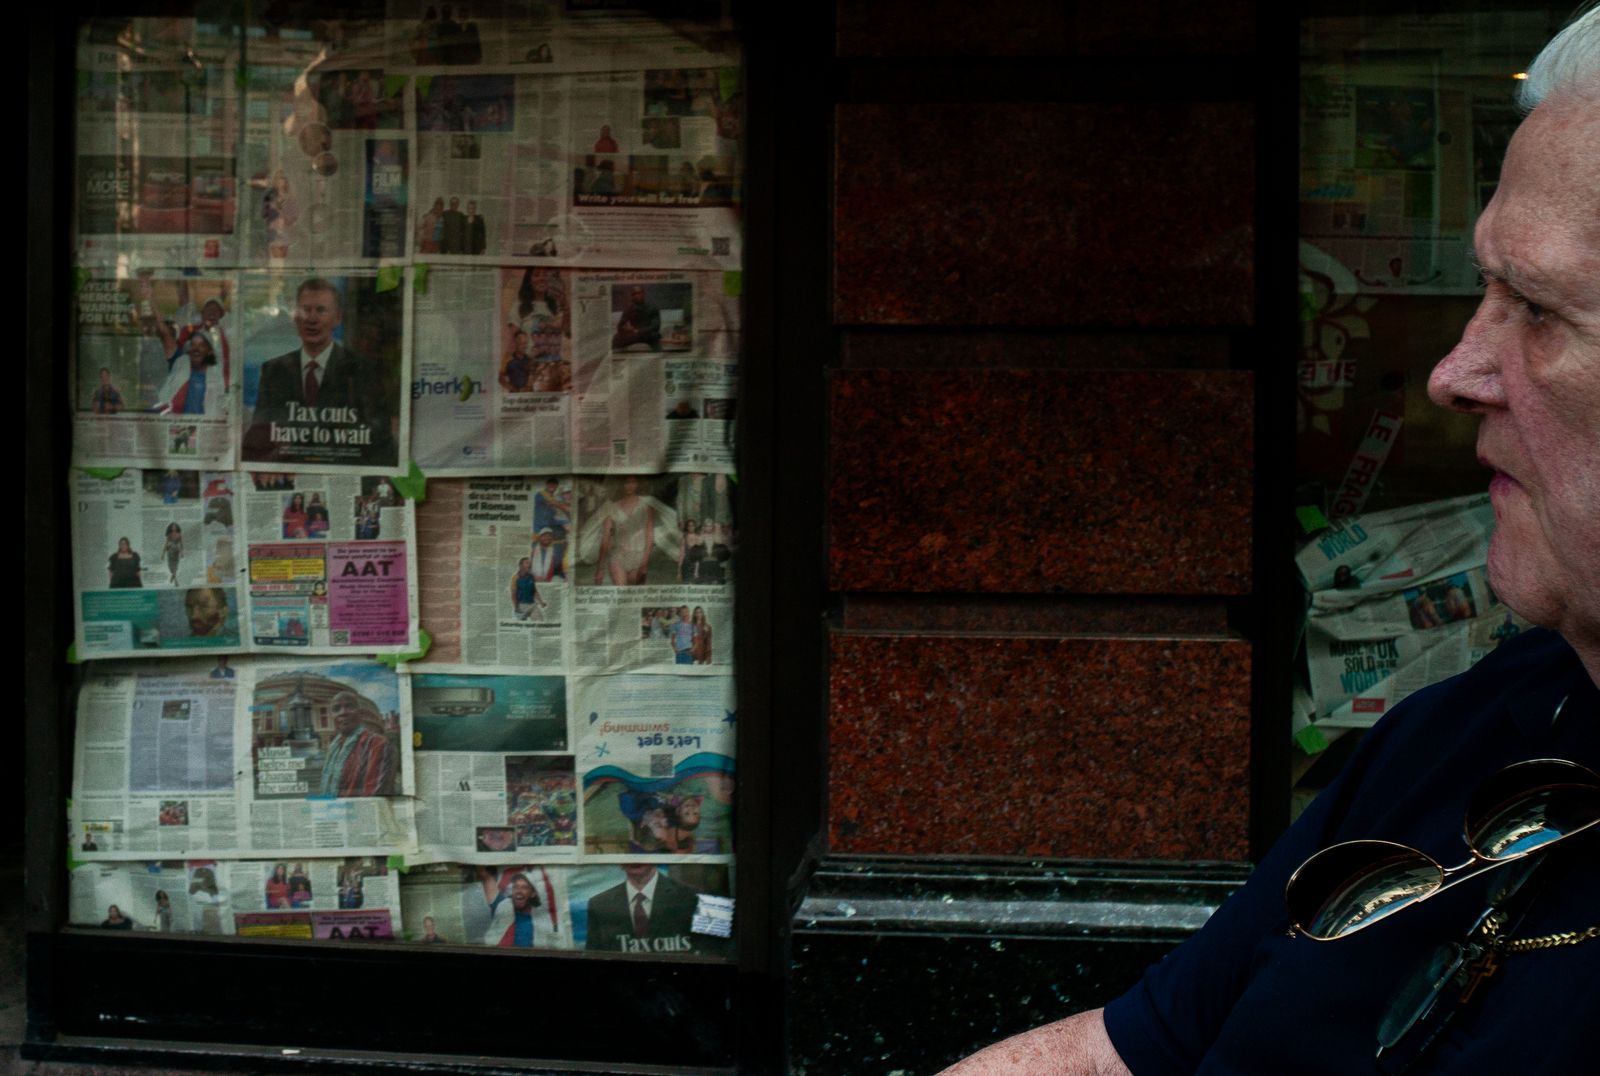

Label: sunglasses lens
[1466,760,1600,859]
[1288,840,1443,940]
[1376,939,1464,1050]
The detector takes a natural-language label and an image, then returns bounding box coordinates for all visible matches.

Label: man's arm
[939,1009,1130,1076]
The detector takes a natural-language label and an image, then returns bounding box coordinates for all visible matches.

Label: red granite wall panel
[828,633,1252,860]
[834,102,1255,327]
[836,1,1256,58]
[829,368,1253,593]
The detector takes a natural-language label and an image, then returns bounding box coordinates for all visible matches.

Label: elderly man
[318,691,398,798]
[948,11,1600,1075]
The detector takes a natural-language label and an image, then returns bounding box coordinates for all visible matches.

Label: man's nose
[1427,304,1507,414]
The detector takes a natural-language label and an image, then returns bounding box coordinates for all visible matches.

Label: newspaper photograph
[458,478,572,667]
[398,862,572,949]
[75,21,240,268]
[412,267,573,472]
[73,469,245,659]
[1298,492,1536,727]
[568,863,732,956]
[575,673,735,862]
[568,473,736,673]
[241,471,420,653]
[407,666,576,864]
[70,858,402,941]
[240,659,418,857]
[571,270,739,473]
[404,66,741,269]
[238,271,410,474]
[73,271,237,469]
[70,661,242,859]
[238,54,413,264]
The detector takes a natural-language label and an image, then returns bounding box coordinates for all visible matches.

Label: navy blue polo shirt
[1104,628,1600,1074]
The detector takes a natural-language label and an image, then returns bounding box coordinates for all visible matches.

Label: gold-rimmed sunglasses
[1285,758,1600,942]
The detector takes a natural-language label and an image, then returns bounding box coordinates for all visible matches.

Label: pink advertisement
[327,541,410,646]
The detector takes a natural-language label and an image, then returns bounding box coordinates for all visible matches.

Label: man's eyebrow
[1467,251,1552,295]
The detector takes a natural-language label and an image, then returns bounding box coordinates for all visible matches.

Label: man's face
[201,300,224,326]
[678,606,690,621]
[185,589,226,636]
[538,530,554,548]
[518,557,530,574]
[423,917,436,935]
[449,197,459,210]
[294,287,341,353]
[467,201,477,215]
[510,877,535,911]
[622,863,656,886]
[1427,85,1600,646]
[330,694,361,736]
[99,368,111,385]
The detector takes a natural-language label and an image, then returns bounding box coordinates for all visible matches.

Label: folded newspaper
[1297,493,1532,728]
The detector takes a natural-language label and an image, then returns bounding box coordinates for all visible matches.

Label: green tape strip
[66,642,80,665]
[1294,724,1330,755]
[722,270,742,298]
[73,267,92,295]
[376,628,433,669]
[415,75,433,98]
[718,67,740,101]
[384,74,408,98]
[413,264,430,294]
[1296,505,1330,534]
[387,855,408,873]
[1298,287,1318,323]
[392,459,427,502]
[80,467,124,481]
[375,266,403,293]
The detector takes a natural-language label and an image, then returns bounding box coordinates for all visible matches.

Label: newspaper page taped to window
[568,863,733,956]
[574,473,734,674]
[397,862,572,949]
[71,659,418,860]
[403,64,741,269]
[456,478,573,667]
[406,665,576,865]
[238,270,411,475]
[75,18,240,269]
[73,468,420,658]
[575,673,735,862]
[70,858,401,941]
[239,659,417,858]
[238,38,413,266]
[73,469,245,659]
[1298,493,1532,727]
[241,471,420,654]
[73,270,238,469]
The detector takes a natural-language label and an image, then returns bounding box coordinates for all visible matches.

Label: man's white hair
[1519,2,1600,109]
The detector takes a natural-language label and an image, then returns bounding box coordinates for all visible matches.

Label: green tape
[1299,287,1318,323]
[1294,724,1330,755]
[66,642,80,665]
[73,267,92,295]
[718,67,740,102]
[412,264,430,294]
[722,270,742,298]
[387,855,408,873]
[415,75,433,98]
[375,266,403,293]
[376,628,433,669]
[80,467,125,480]
[1296,505,1330,534]
[392,460,427,502]
[385,74,408,98]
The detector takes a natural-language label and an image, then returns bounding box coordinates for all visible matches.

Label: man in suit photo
[584,863,698,952]
[243,277,396,466]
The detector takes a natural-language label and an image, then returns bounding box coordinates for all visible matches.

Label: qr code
[712,236,730,256]
[331,630,350,646]
[650,754,673,777]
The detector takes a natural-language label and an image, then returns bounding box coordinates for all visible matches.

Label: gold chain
[1497,925,1600,954]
